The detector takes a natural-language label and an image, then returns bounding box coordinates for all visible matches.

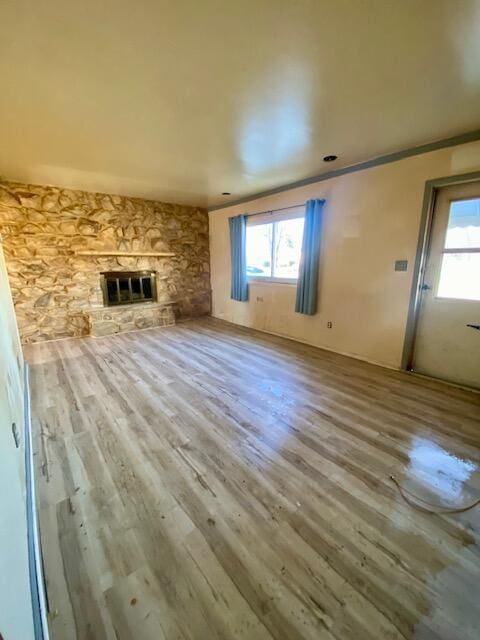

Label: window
[246,207,304,281]
[437,198,480,300]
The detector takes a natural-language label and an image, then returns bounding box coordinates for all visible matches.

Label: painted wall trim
[400,170,480,371]
[209,129,480,212]
[25,363,50,640]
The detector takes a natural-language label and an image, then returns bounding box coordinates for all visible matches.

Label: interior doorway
[411,181,480,389]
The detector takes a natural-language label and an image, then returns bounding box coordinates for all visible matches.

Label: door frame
[401,170,480,371]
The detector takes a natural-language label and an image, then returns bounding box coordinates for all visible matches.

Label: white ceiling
[1,0,480,208]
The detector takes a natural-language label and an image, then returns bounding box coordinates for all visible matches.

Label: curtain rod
[247,202,305,218]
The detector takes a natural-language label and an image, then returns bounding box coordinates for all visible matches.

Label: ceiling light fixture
[323,155,337,162]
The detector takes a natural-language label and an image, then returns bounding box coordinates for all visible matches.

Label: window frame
[246,206,304,285]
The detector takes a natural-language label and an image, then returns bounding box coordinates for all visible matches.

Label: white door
[412,182,480,390]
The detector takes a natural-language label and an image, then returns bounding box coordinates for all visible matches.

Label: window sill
[434,295,480,302]
[248,277,298,286]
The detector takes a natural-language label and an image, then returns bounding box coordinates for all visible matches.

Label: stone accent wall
[87,302,175,337]
[0,181,210,343]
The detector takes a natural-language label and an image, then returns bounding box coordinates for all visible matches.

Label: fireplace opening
[101,271,157,306]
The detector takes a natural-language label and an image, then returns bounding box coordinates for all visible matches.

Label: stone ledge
[86,301,175,337]
[87,300,175,317]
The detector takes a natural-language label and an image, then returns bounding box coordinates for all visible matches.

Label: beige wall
[0,240,34,638]
[209,141,480,369]
[0,181,211,343]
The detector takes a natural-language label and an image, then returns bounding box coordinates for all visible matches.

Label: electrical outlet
[256,296,264,302]
[327,321,333,329]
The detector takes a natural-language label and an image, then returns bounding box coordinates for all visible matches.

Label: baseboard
[24,364,50,640]
[209,315,480,394]
[406,369,480,395]
[209,315,398,371]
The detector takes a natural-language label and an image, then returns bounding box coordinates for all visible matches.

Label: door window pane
[445,199,480,249]
[437,252,480,300]
[273,218,305,278]
[246,223,272,277]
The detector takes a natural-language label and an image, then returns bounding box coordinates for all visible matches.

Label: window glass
[273,218,304,278]
[437,198,480,300]
[444,198,480,249]
[119,278,130,302]
[131,277,142,300]
[141,277,152,299]
[246,223,272,277]
[106,279,118,304]
[437,253,480,300]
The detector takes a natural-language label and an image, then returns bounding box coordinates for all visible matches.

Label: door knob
[420,283,432,291]
[466,324,480,331]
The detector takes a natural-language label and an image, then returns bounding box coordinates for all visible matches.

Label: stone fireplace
[87,269,175,337]
[0,181,211,343]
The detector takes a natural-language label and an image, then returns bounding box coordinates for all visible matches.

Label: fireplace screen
[101,271,157,306]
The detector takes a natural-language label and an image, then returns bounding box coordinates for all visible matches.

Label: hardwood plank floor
[25,318,480,640]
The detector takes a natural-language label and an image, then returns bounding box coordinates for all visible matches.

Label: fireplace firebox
[100,271,157,306]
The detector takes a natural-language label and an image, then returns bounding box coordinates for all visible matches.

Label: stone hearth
[87,301,175,337]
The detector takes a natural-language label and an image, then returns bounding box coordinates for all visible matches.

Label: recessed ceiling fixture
[222,192,231,195]
[323,155,338,162]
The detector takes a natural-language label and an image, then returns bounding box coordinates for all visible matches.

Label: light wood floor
[26,318,480,640]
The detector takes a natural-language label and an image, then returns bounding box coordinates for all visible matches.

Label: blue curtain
[229,214,249,302]
[295,199,325,315]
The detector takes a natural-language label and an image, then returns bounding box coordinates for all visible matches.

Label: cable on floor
[389,475,480,515]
